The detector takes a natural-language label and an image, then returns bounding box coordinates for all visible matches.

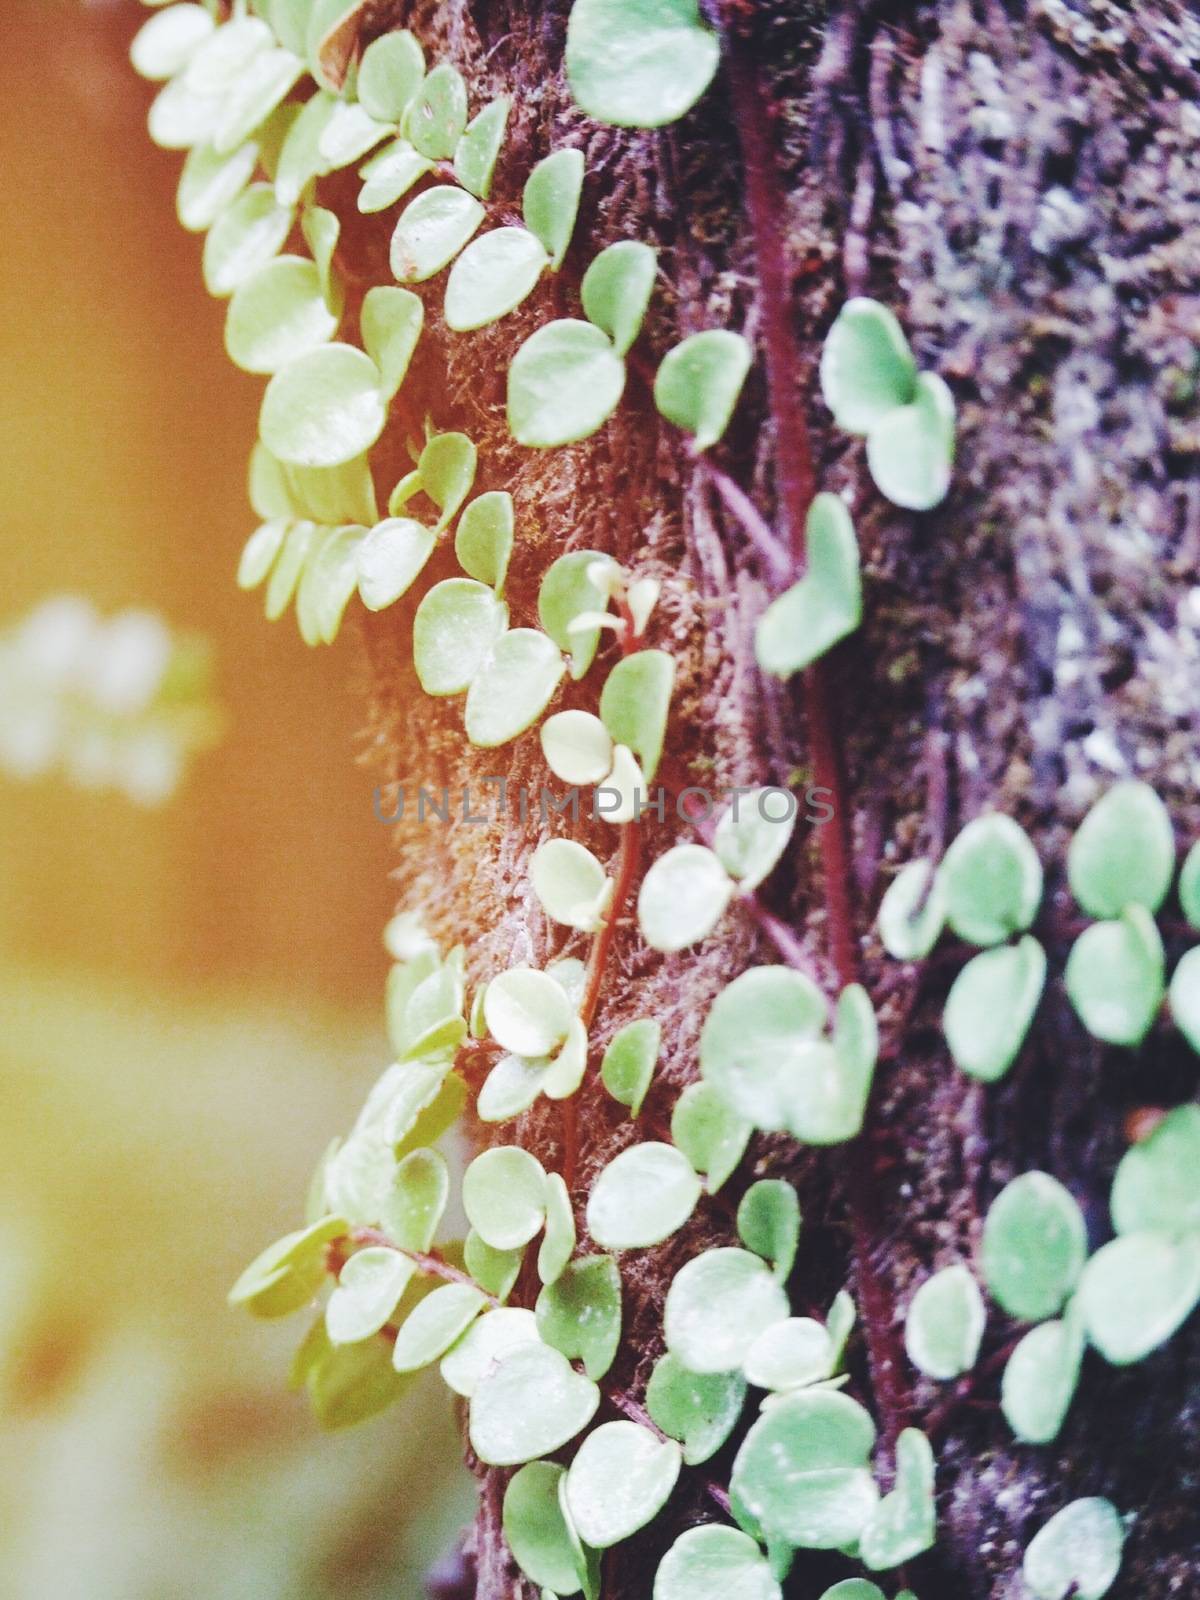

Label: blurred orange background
[0,4,472,1594]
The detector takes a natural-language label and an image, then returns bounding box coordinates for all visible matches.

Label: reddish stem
[334,1227,502,1308]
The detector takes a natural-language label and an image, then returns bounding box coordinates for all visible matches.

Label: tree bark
[335,2,1200,1595]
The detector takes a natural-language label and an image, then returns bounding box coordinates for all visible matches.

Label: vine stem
[333,1226,502,1308]
[721,14,912,1460]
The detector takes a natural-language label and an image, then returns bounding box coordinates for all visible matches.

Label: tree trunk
[302,1,1200,1594]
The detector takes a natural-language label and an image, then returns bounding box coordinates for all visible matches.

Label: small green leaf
[225,256,340,375]
[542,1016,590,1100]
[1068,780,1175,918]
[646,1354,746,1467]
[360,285,423,400]
[355,518,436,612]
[637,843,732,953]
[214,46,305,157]
[462,1146,549,1250]
[464,629,565,747]
[357,29,425,122]
[413,579,508,695]
[713,786,796,891]
[982,1171,1087,1322]
[1023,1497,1125,1600]
[877,858,945,960]
[1077,1229,1200,1364]
[1171,948,1200,1053]
[523,148,586,270]
[284,452,379,525]
[296,522,366,644]
[565,0,719,129]
[736,1179,801,1282]
[743,1318,832,1392]
[503,1462,588,1596]
[943,935,1046,1082]
[730,1388,878,1550]
[566,1420,681,1549]
[865,371,955,511]
[444,227,549,331]
[406,62,469,160]
[600,1017,660,1115]
[440,1306,541,1397]
[176,136,258,232]
[671,1082,751,1192]
[381,1147,449,1251]
[825,1289,856,1372]
[539,1172,576,1286]
[599,649,674,780]
[274,89,336,206]
[392,1280,487,1371]
[465,1229,524,1302]
[306,1323,413,1429]
[531,838,611,931]
[582,240,657,357]
[390,186,486,282]
[755,493,862,678]
[148,74,224,152]
[1065,906,1165,1046]
[820,297,917,435]
[1111,1103,1200,1235]
[786,1033,872,1147]
[485,965,574,1056]
[469,1342,600,1466]
[535,1254,622,1380]
[508,319,627,448]
[904,1263,985,1380]
[940,813,1043,947]
[131,4,215,81]
[301,203,340,306]
[417,432,478,529]
[664,1246,789,1373]
[1000,1313,1083,1444]
[655,329,752,451]
[237,519,288,590]
[259,343,385,468]
[264,519,319,619]
[477,1052,549,1124]
[326,1246,414,1343]
[318,99,393,169]
[453,96,511,199]
[202,182,293,297]
[700,965,828,1133]
[455,491,515,593]
[586,1141,702,1249]
[357,138,434,213]
[654,1525,781,1600]
[859,1427,936,1571]
[538,550,619,680]
[228,1214,346,1318]
[1180,840,1200,930]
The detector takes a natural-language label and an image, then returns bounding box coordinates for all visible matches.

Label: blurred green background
[0,3,473,1594]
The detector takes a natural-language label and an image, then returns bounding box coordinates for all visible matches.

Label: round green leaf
[859,1426,936,1571]
[531,838,611,931]
[377,1148,448,1254]
[654,1525,780,1600]
[671,1081,751,1193]
[455,491,515,593]
[464,1230,524,1303]
[264,519,319,619]
[440,1306,541,1397]
[655,329,752,452]
[462,1145,549,1250]
[390,186,486,282]
[131,4,215,81]
[318,100,392,170]
[637,843,733,953]
[819,297,916,435]
[453,96,511,200]
[600,1017,660,1115]
[176,136,258,232]
[361,285,424,401]
[646,1354,746,1467]
[1111,1102,1200,1235]
[469,1341,600,1466]
[477,1052,549,1124]
[1067,780,1175,918]
[1000,1314,1084,1444]
[943,935,1046,1083]
[357,29,425,122]
[730,1388,878,1550]
[1180,840,1200,930]
[406,62,468,159]
[541,709,613,786]
[1023,1497,1125,1600]
[700,966,828,1133]
[325,1246,415,1344]
[357,138,434,213]
[228,1214,347,1318]
[1077,1229,1200,1364]
[1170,948,1200,1053]
[273,89,336,206]
[464,629,565,747]
[213,46,305,157]
[295,522,366,644]
[866,371,956,511]
[1065,906,1165,1046]
[538,550,618,680]
[260,343,385,468]
[415,431,477,529]
[713,787,797,890]
[304,1322,412,1430]
[982,1171,1087,1321]
[523,148,585,270]
[538,1172,576,1286]
[202,182,293,297]
[743,1318,832,1392]
[392,1280,487,1372]
[599,649,674,780]
[755,493,862,678]
[535,1254,622,1380]
[225,255,340,375]
[566,1420,681,1549]
[940,812,1043,947]
[413,579,508,695]
[508,319,626,448]
[237,519,288,590]
[444,227,549,332]
[582,240,657,357]
[664,1247,789,1373]
[485,966,574,1057]
[904,1263,985,1380]
[784,1034,871,1146]
[877,858,946,960]
[354,517,436,612]
[503,1462,587,1595]
[565,0,720,129]
[817,1584,886,1600]
[586,1141,702,1249]
[542,1017,590,1101]
[737,1179,800,1281]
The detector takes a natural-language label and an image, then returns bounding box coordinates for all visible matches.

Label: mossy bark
[339,2,1200,1594]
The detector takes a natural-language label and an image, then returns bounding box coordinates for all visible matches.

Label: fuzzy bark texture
[336,1,1200,1595]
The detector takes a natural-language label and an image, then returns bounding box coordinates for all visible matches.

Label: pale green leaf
[406,61,468,159]
[1000,1313,1083,1444]
[1068,780,1176,918]
[295,521,366,644]
[1111,1103,1200,1235]
[508,319,626,448]
[477,1052,549,1124]
[940,812,1043,947]
[390,186,486,282]
[455,491,515,593]
[582,240,657,356]
[877,858,945,960]
[214,46,305,156]
[1171,948,1200,1053]
[274,89,336,206]
[664,1246,789,1373]
[538,550,619,680]
[264,519,319,619]
[318,99,392,170]
[1180,840,1200,930]
[465,1229,524,1302]
[469,1342,600,1466]
[237,519,288,590]
[646,1354,746,1467]
[417,431,477,528]
[356,136,433,214]
[566,1420,681,1549]
[360,284,424,399]
[1065,906,1165,1046]
[325,1246,414,1343]
[654,1525,781,1600]
[176,136,258,232]
[539,1172,576,1286]
[147,74,224,151]
[1077,1229,1200,1365]
[462,1145,549,1250]
[440,1306,541,1397]
[184,15,271,94]
[228,1214,347,1318]
[445,227,549,331]
[225,255,340,374]
[413,579,508,695]
[820,298,916,435]
[541,1017,590,1100]
[565,0,719,129]
[982,1171,1087,1321]
[1023,1497,1125,1600]
[523,148,585,270]
[306,1323,413,1429]
[392,1281,486,1372]
[535,1254,622,1380]
[355,517,436,612]
[904,1263,985,1380]
[743,1318,832,1392]
[859,1427,936,1570]
[655,329,752,451]
[943,935,1046,1082]
[866,371,955,511]
[637,843,733,952]
[503,1462,588,1596]
[131,4,215,80]
[600,1017,660,1115]
[736,1179,800,1282]
[485,965,574,1057]
[202,182,293,297]
[531,838,611,931]
[357,29,425,122]
[464,629,565,747]
[671,1081,751,1192]
[599,648,674,780]
[260,343,385,468]
[714,786,796,890]
[586,1141,701,1249]
[755,493,862,678]
[381,1146,450,1252]
[700,965,828,1132]
[453,96,511,199]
